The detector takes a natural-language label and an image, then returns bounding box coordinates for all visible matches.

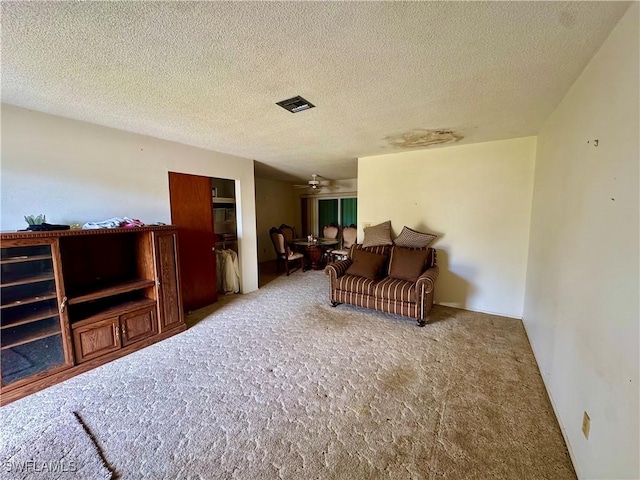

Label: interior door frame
[168,171,218,311]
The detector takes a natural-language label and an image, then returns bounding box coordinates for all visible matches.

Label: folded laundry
[82,217,145,229]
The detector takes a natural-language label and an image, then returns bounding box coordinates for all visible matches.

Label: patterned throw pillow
[394,226,437,248]
[362,221,393,248]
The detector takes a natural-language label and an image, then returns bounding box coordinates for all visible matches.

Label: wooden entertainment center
[0,226,185,405]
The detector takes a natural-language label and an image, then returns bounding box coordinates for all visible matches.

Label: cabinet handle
[121,325,127,338]
[115,326,120,340]
[60,296,68,314]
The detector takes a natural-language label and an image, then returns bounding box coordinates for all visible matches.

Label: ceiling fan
[294,174,327,193]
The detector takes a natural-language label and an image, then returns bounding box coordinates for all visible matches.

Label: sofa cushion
[345,248,387,280]
[388,246,431,282]
[374,277,417,303]
[394,226,437,248]
[335,274,377,296]
[362,220,393,248]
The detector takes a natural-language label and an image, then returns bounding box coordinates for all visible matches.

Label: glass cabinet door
[1,242,69,387]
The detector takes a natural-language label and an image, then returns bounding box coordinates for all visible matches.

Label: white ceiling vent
[276,96,315,113]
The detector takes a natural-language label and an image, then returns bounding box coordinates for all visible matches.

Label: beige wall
[523,4,639,479]
[358,136,535,318]
[255,177,299,262]
[0,104,259,293]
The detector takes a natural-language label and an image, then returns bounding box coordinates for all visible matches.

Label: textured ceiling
[1,1,630,181]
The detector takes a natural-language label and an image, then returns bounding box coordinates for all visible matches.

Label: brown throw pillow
[345,248,388,280]
[362,220,393,248]
[388,247,430,283]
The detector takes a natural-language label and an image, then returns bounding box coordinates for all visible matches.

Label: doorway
[168,172,239,312]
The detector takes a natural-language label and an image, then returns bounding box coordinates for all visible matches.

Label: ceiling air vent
[276,96,315,113]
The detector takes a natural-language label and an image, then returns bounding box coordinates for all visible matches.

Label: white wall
[523,4,639,479]
[255,177,299,262]
[358,137,536,318]
[0,104,259,293]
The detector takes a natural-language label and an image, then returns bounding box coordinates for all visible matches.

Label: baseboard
[520,319,581,479]
[434,302,522,320]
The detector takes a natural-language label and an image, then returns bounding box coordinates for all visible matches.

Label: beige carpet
[0,412,113,479]
[1,270,575,479]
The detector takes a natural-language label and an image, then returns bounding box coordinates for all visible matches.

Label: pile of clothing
[82,217,145,229]
[216,248,240,294]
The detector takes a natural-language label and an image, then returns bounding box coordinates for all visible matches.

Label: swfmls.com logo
[2,460,78,473]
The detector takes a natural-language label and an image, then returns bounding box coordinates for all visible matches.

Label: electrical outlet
[363,222,371,229]
[582,411,590,439]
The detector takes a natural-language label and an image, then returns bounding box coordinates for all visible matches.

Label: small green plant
[24,214,46,225]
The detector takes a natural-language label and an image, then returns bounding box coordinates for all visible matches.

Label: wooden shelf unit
[0,226,185,404]
[1,272,55,288]
[71,297,157,328]
[0,292,58,310]
[1,307,60,329]
[68,278,156,305]
[2,322,61,350]
[0,254,52,265]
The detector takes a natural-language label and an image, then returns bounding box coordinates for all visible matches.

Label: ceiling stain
[385,128,464,149]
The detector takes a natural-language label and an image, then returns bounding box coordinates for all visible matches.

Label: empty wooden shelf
[0,226,185,404]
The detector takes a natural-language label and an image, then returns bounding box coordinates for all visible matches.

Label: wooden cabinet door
[168,172,218,311]
[72,317,121,364]
[0,238,74,389]
[121,307,157,347]
[154,231,184,332]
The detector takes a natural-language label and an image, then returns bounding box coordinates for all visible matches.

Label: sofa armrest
[416,265,439,294]
[415,265,439,322]
[325,259,352,279]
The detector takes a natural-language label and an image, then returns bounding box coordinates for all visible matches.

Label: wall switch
[363,222,371,229]
[582,411,590,439]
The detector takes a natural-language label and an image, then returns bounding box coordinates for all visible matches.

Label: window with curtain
[317,197,357,235]
[341,198,357,227]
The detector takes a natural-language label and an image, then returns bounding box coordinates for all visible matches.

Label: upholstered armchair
[279,224,296,245]
[322,223,340,261]
[322,224,339,240]
[278,224,298,254]
[329,224,357,262]
[270,227,305,275]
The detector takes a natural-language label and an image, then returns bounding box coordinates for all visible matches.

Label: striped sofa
[325,244,439,326]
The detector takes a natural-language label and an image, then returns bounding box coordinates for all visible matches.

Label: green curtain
[341,198,357,227]
[318,199,338,234]
[317,197,357,234]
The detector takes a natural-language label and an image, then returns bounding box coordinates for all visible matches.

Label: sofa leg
[417,319,426,327]
[331,301,341,307]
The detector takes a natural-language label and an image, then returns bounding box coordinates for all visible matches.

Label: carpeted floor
[0,412,112,479]
[1,270,576,479]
